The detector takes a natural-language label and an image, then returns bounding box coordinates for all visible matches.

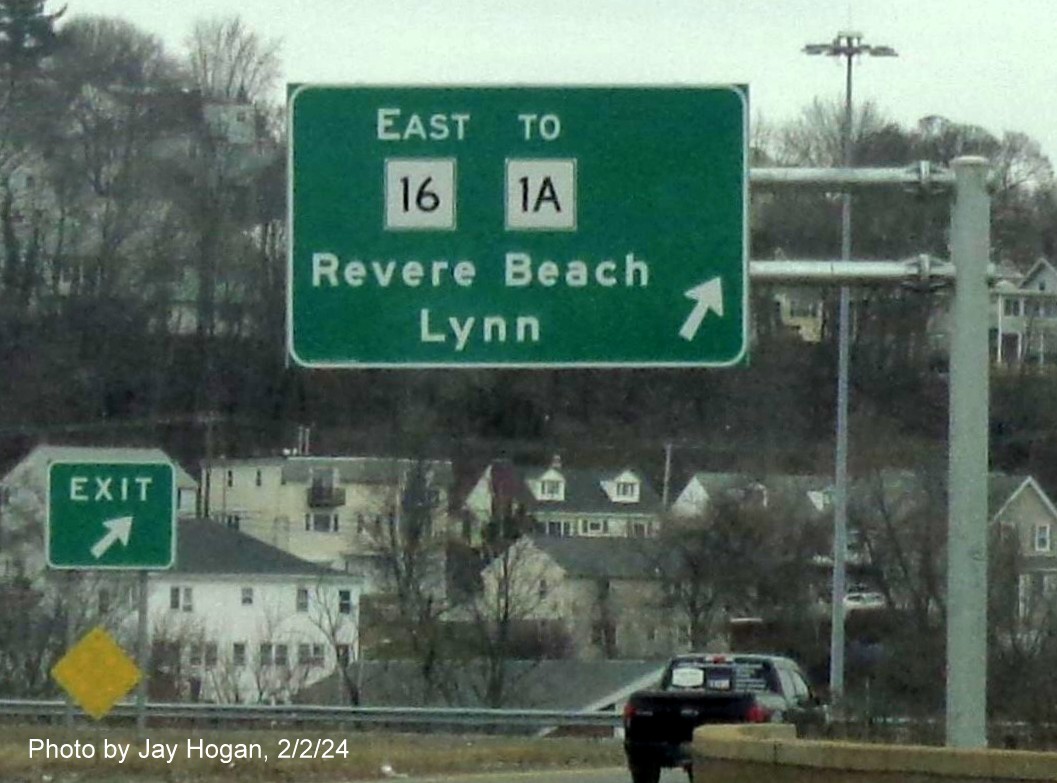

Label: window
[357,514,365,534]
[540,479,562,498]
[226,470,233,488]
[296,587,309,612]
[259,643,273,666]
[98,589,111,615]
[339,589,353,614]
[255,469,262,487]
[275,644,289,667]
[305,512,339,532]
[241,587,254,606]
[616,481,637,498]
[538,579,548,600]
[205,643,218,668]
[225,514,240,530]
[631,522,649,538]
[233,642,246,666]
[1035,523,1052,552]
[585,518,609,534]
[170,586,193,612]
[190,643,203,666]
[298,643,324,666]
[1003,298,1022,317]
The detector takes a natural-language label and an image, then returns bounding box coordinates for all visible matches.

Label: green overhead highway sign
[47,461,175,570]
[288,85,748,368]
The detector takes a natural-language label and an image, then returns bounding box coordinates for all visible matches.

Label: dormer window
[540,479,563,499]
[608,473,640,503]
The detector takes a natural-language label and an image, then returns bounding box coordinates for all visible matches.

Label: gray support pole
[662,442,673,509]
[64,571,75,727]
[136,569,149,733]
[946,155,991,748]
[828,41,856,709]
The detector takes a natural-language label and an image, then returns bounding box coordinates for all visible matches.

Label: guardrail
[0,699,622,729]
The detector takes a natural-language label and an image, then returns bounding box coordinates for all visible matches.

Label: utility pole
[803,31,897,707]
[662,442,673,509]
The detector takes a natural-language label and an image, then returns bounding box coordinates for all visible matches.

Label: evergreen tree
[0,0,64,84]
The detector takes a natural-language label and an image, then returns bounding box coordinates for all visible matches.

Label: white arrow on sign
[90,516,134,559]
[679,277,724,341]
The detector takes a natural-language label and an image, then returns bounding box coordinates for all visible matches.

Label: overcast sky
[66,0,1057,166]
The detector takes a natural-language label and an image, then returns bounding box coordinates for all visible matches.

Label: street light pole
[803,31,897,707]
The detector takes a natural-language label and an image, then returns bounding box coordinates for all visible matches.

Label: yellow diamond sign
[51,626,141,720]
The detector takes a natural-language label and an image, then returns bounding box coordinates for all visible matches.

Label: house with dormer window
[463,457,662,539]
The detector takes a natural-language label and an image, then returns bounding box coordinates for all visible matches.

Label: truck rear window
[666,662,778,693]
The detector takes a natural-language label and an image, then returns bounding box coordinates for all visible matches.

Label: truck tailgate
[625,691,759,744]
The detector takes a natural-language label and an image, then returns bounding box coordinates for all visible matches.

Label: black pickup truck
[622,653,826,783]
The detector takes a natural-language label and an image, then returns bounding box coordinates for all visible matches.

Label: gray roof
[298,658,667,710]
[530,535,668,580]
[988,473,1033,517]
[212,456,453,487]
[171,518,333,576]
[522,465,662,515]
[690,471,833,517]
[3,444,197,489]
[851,468,1036,521]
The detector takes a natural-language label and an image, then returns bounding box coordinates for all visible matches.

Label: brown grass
[0,724,623,781]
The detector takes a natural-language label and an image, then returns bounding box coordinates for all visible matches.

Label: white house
[991,258,1057,365]
[480,535,676,660]
[463,456,662,539]
[199,455,457,571]
[141,517,362,704]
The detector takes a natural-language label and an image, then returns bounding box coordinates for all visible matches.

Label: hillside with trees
[0,2,1056,496]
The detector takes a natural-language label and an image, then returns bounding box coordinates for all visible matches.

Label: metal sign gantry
[751,157,990,750]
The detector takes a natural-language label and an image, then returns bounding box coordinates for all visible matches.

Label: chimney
[550,453,562,469]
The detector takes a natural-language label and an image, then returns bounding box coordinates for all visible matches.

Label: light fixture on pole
[803,30,897,706]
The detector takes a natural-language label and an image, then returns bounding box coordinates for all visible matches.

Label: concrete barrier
[692,724,1057,782]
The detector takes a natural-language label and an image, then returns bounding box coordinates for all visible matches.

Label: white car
[843,591,886,610]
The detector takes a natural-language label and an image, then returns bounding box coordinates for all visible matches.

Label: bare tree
[851,466,947,630]
[307,579,359,704]
[359,459,449,702]
[467,511,567,707]
[185,16,280,104]
[244,603,313,704]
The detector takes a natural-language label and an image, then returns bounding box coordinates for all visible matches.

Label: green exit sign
[47,462,175,570]
[288,85,748,368]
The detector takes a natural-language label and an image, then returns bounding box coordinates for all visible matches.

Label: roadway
[396,767,687,783]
